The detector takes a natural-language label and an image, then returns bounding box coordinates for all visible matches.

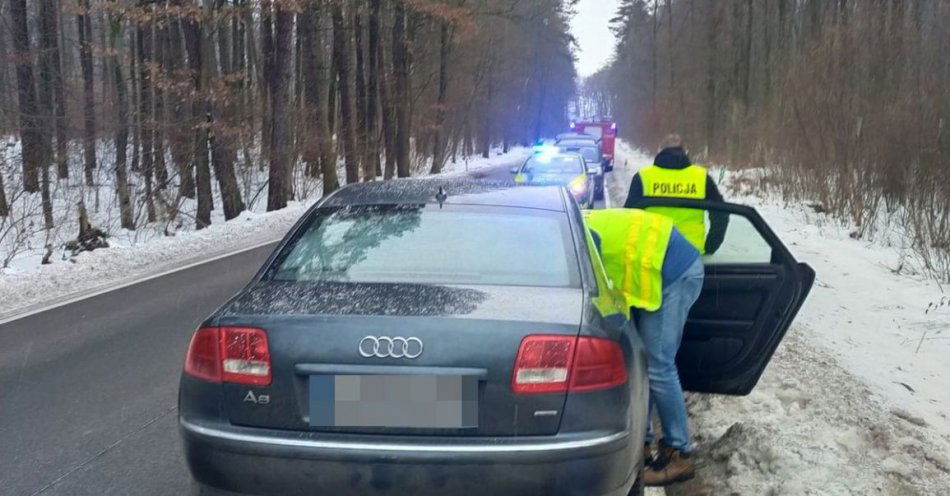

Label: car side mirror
[509,167,519,174]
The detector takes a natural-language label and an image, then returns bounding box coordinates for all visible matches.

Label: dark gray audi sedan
[179,178,813,496]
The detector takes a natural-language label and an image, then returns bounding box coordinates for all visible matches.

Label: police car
[510,147,595,208]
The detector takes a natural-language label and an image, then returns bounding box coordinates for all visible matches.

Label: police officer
[624,134,726,254]
[584,208,703,487]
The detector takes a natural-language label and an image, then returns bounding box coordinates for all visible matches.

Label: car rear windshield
[523,155,584,175]
[580,126,603,139]
[561,146,600,163]
[269,205,579,288]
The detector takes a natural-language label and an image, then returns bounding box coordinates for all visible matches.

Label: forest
[0,0,576,264]
[590,0,950,278]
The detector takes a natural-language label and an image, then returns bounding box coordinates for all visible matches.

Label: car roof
[557,132,596,138]
[322,177,568,212]
[559,142,599,149]
[525,152,585,164]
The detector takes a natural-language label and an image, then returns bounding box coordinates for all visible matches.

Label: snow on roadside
[611,141,950,495]
[0,144,529,319]
[0,201,309,320]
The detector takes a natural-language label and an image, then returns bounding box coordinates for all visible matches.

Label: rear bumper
[181,417,638,496]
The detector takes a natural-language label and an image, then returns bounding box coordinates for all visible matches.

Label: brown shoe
[642,445,695,487]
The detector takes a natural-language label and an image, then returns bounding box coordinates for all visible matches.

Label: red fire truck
[569,120,618,167]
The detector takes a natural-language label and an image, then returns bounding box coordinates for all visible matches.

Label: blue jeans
[638,257,704,453]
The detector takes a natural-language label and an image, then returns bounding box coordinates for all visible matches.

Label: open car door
[631,199,816,395]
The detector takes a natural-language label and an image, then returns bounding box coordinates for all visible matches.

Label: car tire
[594,177,605,201]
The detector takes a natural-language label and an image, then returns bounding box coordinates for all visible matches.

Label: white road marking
[0,238,281,326]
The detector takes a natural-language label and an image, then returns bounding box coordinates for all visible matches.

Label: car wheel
[594,177,605,201]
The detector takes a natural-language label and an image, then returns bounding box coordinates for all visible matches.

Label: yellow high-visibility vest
[583,209,673,312]
[639,165,708,253]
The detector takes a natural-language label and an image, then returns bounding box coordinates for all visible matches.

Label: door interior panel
[679,264,791,393]
[622,199,816,396]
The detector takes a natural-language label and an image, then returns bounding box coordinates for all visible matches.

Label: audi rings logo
[358,336,424,359]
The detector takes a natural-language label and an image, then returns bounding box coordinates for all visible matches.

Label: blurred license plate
[309,375,478,428]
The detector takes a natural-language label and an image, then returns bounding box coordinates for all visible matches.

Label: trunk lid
[216,281,584,436]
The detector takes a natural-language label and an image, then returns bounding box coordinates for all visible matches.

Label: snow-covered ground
[0,139,528,319]
[610,141,950,495]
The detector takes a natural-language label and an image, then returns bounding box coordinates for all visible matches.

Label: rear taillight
[183,327,221,383]
[511,335,627,394]
[569,337,628,392]
[184,327,272,386]
[512,335,575,394]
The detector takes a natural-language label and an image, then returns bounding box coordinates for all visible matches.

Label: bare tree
[392,2,410,178]
[366,0,383,178]
[9,0,42,193]
[267,0,294,210]
[107,2,134,230]
[332,0,361,184]
[77,0,97,185]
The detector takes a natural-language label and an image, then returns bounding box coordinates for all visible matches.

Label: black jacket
[623,147,728,254]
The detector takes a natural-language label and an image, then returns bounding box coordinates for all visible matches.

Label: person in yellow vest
[623,134,727,254]
[585,208,703,487]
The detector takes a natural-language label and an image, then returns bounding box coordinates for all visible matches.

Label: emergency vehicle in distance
[569,119,618,168]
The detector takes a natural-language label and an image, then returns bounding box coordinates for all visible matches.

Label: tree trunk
[0,9,8,129]
[260,0,275,161]
[705,1,719,151]
[77,0,97,185]
[354,3,372,181]
[481,71,493,159]
[168,14,195,199]
[0,168,8,217]
[367,0,382,178]
[300,2,339,194]
[377,5,397,180]
[136,5,157,222]
[108,2,135,230]
[129,28,141,173]
[666,0,675,91]
[43,0,69,179]
[392,3,411,178]
[152,19,169,190]
[268,1,294,210]
[333,1,361,184]
[40,155,54,229]
[183,5,213,227]
[651,0,658,102]
[430,20,451,174]
[209,0,245,220]
[34,0,56,227]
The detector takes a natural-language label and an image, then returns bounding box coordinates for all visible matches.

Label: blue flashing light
[532,144,561,156]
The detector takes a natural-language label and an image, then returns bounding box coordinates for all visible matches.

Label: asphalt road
[0,161,614,496]
[0,163,525,496]
[0,242,277,496]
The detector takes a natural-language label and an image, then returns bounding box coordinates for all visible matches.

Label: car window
[557,139,598,148]
[581,126,603,139]
[701,212,772,264]
[523,155,584,175]
[271,205,579,287]
[567,147,600,163]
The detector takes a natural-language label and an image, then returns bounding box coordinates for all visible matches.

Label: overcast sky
[571,0,623,78]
